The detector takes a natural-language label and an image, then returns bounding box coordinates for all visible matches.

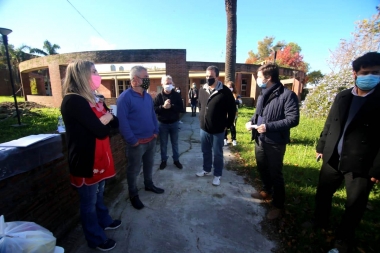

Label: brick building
[17,49,306,108]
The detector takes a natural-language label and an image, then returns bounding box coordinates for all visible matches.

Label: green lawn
[0,95,25,103]
[0,97,60,143]
[230,107,380,253]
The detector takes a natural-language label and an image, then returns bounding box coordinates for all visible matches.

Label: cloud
[89,36,116,50]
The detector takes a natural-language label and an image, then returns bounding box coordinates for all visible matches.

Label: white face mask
[163,84,173,92]
[229,87,233,92]
[177,89,180,93]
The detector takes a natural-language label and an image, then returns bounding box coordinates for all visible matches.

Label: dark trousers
[315,162,374,240]
[190,99,197,115]
[225,118,237,141]
[255,140,286,208]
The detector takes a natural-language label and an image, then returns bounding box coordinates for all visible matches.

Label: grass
[230,106,380,253]
[0,96,60,143]
[0,95,25,103]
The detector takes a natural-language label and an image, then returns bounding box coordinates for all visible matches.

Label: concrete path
[63,107,276,253]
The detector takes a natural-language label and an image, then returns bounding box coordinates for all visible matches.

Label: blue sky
[0,0,378,74]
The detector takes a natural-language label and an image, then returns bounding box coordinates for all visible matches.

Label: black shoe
[159,161,167,170]
[130,195,144,210]
[96,239,116,251]
[145,185,165,194]
[174,160,183,169]
[104,220,122,230]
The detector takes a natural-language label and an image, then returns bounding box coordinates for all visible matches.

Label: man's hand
[256,124,266,133]
[316,153,323,162]
[99,112,113,125]
[153,134,158,138]
[163,99,171,109]
[371,177,379,184]
[132,141,139,147]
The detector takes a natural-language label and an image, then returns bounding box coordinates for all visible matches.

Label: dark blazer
[251,84,299,145]
[316,86,380,179]
[154,90,184,124]
[198,82,236,134]
[61,94,119,178]
[188,88,198,100]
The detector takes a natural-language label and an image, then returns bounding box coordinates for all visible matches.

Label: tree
[257,36,275,59]
[276,44,309,72]
[225,0,237,83]
[29,40,60,56]
[306,70,324,86]
[302,8,380,118]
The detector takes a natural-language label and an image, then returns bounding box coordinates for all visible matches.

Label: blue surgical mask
[356,74,380,91]
[257,78,267,89]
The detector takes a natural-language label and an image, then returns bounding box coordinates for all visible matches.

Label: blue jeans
[159,122,179,162]
[77,180,113,248]
[200,129,224,177]
[126,138,156,198]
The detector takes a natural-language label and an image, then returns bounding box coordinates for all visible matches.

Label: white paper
[245,122,258,130]
[0,134,60,147]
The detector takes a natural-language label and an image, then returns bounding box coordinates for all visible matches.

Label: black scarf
[255,83,281,117]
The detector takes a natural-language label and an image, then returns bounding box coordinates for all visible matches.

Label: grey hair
[161,75,173,84]
[130,65,147,80]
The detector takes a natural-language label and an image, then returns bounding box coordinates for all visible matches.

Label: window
[241,79,247,96]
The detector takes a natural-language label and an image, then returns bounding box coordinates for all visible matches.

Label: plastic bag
[0,215,56,253]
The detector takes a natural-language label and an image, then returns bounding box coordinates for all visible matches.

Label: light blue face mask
[257,78,267,89]
[356,74,380,91]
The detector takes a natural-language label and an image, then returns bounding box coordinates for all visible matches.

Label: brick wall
[0,131,127,240]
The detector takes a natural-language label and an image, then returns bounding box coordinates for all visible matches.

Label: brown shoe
[251,191,272,201]
[267,208,282,220]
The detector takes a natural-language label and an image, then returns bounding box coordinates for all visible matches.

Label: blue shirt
[117,88,159,145]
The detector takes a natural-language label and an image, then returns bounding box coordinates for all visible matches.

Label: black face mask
[140,78,150,90]
[206,78,215,86]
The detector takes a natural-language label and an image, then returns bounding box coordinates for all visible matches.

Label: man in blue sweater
[248,63,299,220]
[117,65,164,210]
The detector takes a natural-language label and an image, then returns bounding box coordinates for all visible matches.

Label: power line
[66,0,106,41]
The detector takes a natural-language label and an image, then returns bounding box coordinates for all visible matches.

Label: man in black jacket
[196,66,236,186]
[314,52,380,252]
[154,75,184,170]
[188,83,199,117]
[248,63,299,220]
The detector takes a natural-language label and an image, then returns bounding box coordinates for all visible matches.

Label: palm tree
[29,40,60,56]
[225,0,237,83]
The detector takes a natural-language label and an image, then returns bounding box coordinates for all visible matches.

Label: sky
[0,0,378,74]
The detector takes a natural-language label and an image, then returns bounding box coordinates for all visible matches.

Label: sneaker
[159,161,167,170]
[251,191,272,201]
[212,176,221,186]
[224,139,228,146]
[179,120,183,124]
[96,239,116,251]
[331,239,352,253]
[104,220,122,230]
[196,170,212,177]
[232,140,237,146]
[174,160,183,169]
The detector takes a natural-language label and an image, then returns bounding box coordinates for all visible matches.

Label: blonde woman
[61,60,120,251]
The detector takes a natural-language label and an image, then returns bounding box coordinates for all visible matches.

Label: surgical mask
[90,75,101,90]
[229,87,233,92]
[356,74,380,91]
[257,78,267,89]
[206,78,215,86]
[140,78,150,90]
[192,85,196,89]
[177,89,180,93]
[163,84,173,92]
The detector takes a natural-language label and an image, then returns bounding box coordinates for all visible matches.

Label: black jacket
[316,86,380,179]
[154,90,184,123]
[198,81,236,134]
[251,83,299,145]
[188,88,199,100]
[61,94,119,178]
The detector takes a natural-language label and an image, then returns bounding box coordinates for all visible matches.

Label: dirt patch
[0,102,49,120]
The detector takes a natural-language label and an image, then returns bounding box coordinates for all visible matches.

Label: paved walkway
[62,107,276,253]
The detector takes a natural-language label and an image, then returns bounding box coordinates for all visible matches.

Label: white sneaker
[224,139,228,146]
[196,170,212,177]
[212,176,221,186]
[232,140,237,146]
[179,120,183,124]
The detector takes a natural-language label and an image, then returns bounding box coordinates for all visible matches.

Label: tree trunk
[225,0,237,83]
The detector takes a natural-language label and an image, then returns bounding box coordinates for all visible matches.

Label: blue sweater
[117,88,159,145]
